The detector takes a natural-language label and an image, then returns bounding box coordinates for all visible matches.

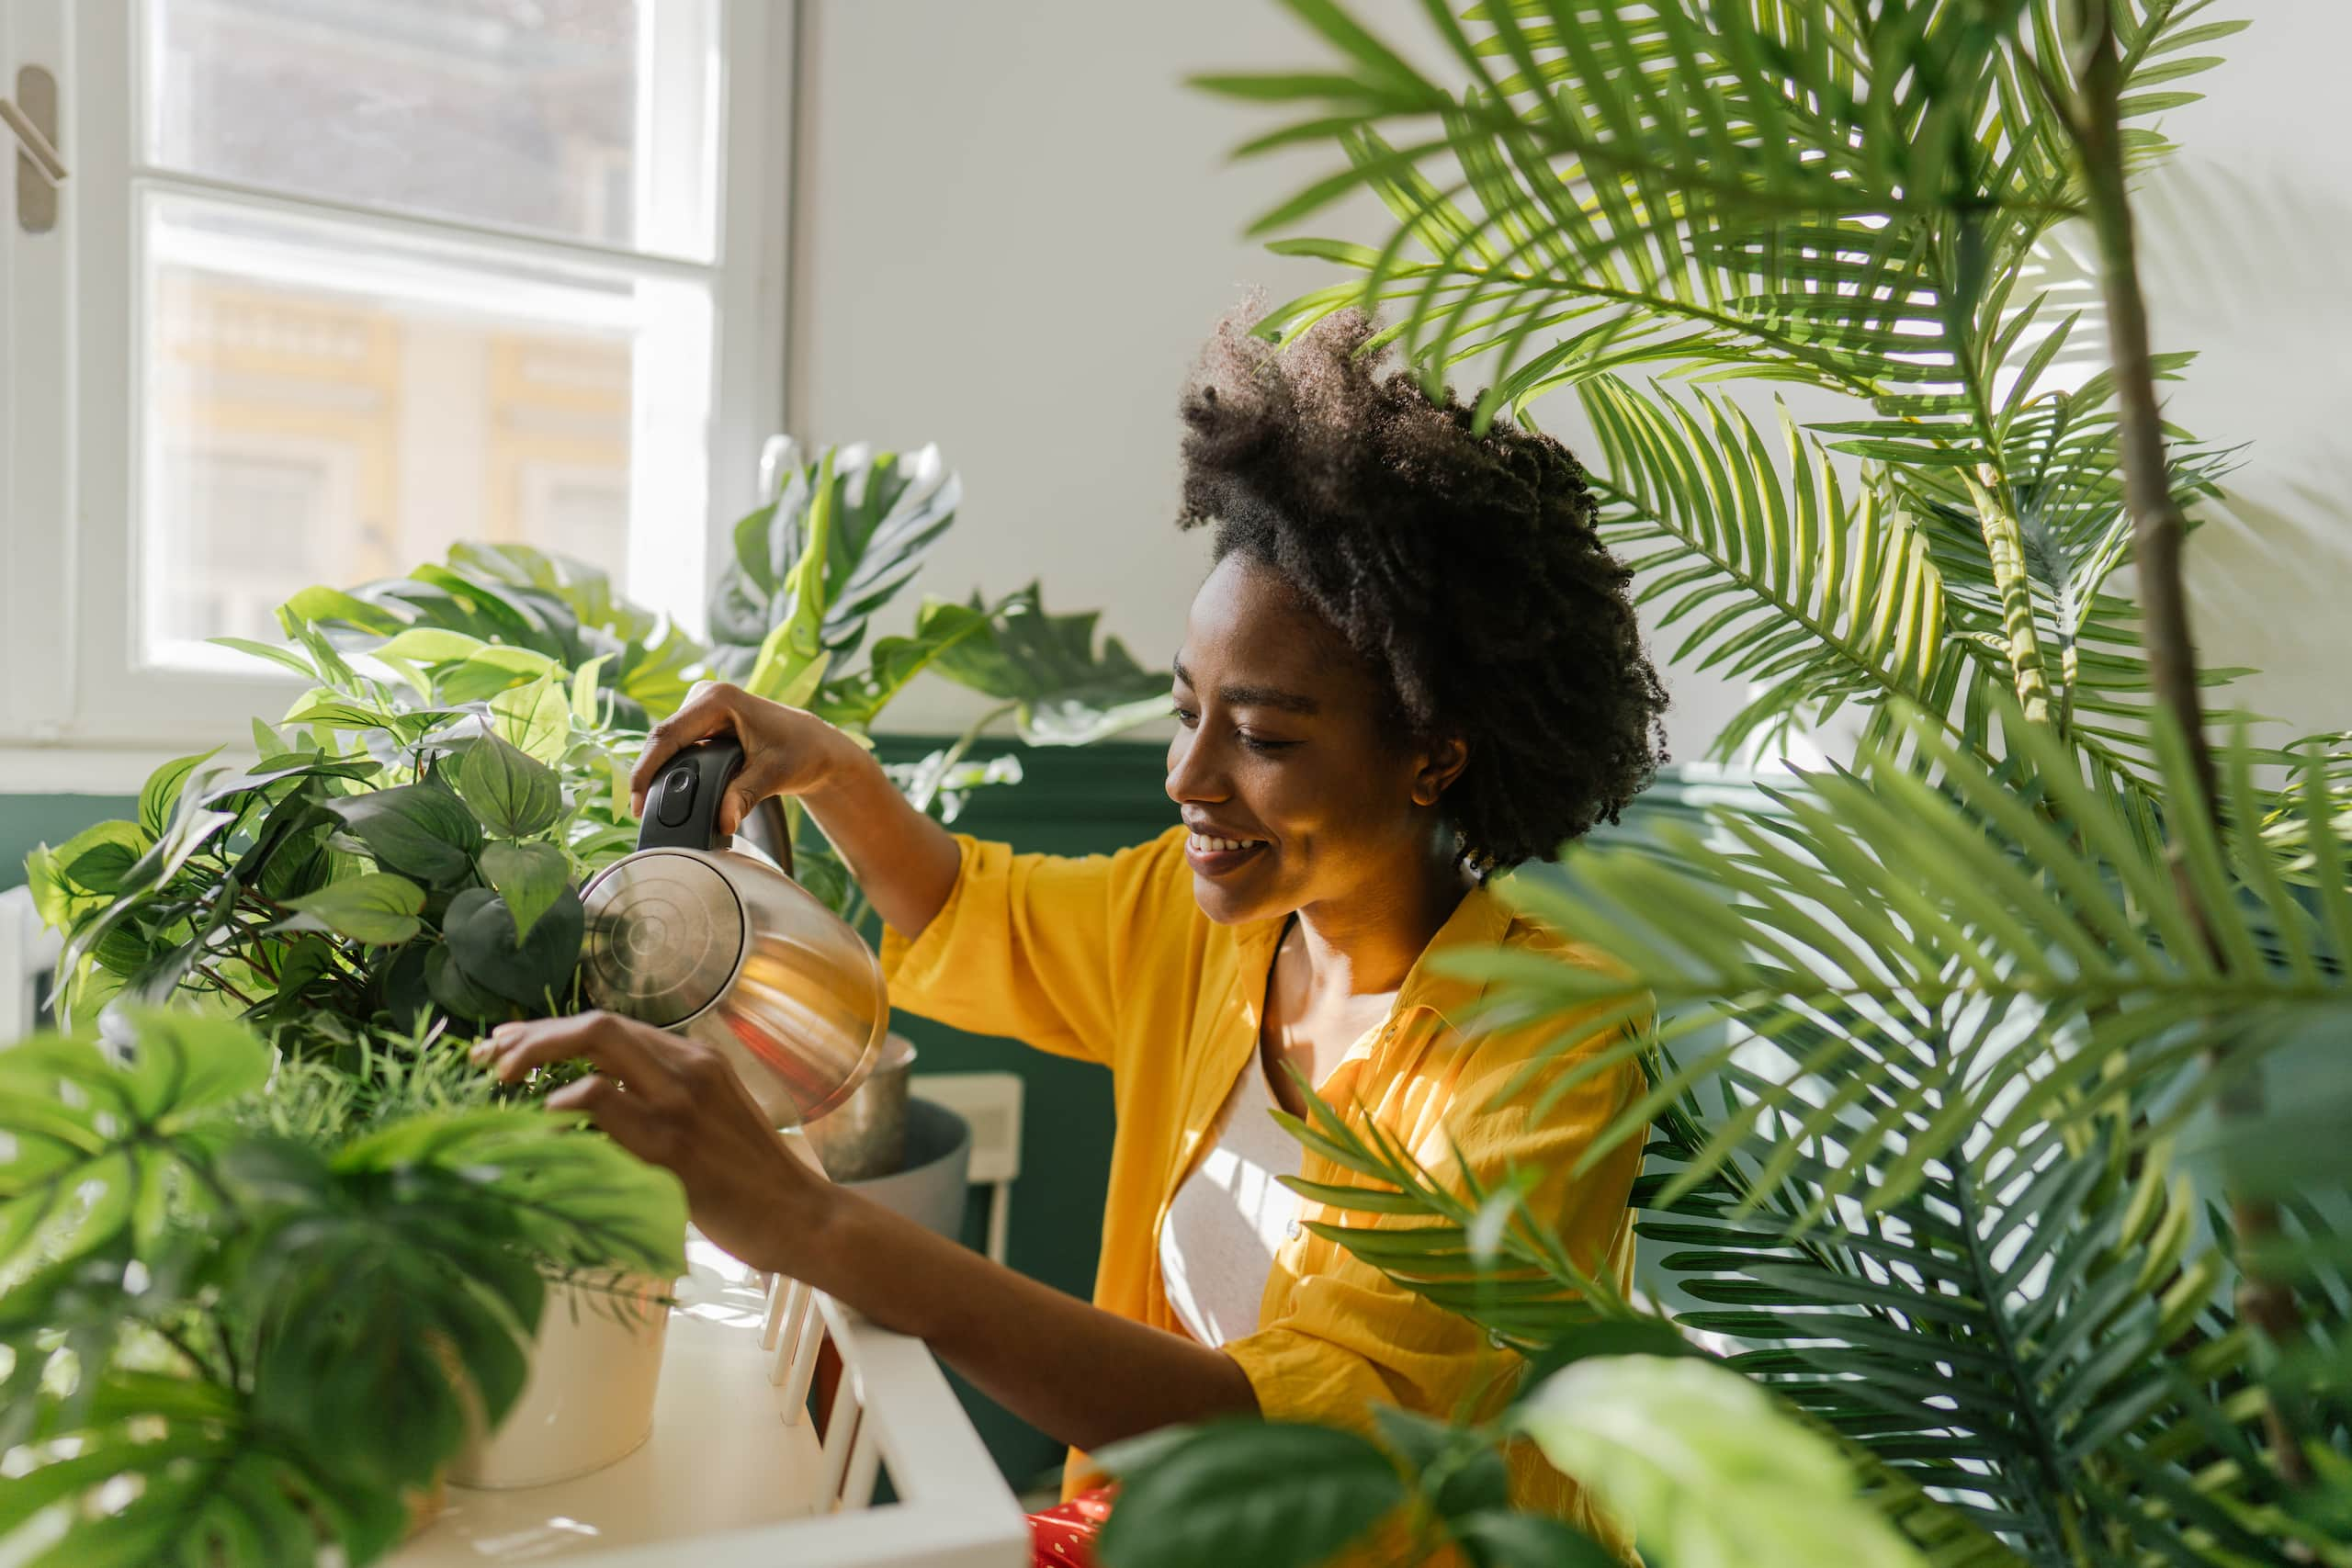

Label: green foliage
[0,1014,686,1567]
[1515,1353,1926,1568]
[707,439,963,673]
[1095,1326,1925,1568]
[1136,3,2351,1565]
[925,583,1170,746]
[1094,1420,1408,1568]
[1203,0,2261,812]
[15,442,1154,1559]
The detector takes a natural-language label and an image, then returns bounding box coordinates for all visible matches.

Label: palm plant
[1096,3,2347,1563]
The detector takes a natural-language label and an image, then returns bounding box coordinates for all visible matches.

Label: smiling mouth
[1184,832,1269,875]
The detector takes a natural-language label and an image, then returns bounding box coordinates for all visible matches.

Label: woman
[477,312,1668,1548]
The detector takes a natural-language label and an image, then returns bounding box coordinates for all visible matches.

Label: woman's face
[1166,552,1462,926]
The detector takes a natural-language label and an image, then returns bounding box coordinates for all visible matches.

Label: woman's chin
[1188,871,1282,928]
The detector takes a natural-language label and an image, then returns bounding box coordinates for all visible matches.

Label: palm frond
[1208,1,2236,446]
[1446,704,2348,1223]
[1577,373,1951,764]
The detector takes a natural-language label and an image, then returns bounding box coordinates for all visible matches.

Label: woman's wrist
[798,729,892,815]
[751,1134,849,1281]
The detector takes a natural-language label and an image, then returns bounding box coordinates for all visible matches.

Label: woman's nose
[1165,730,1227,805]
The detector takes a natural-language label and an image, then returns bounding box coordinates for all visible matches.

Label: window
[0,0,790,784]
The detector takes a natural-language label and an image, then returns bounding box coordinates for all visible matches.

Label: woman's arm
[629,682,962,938]
[808,1183,1259,1451]
[476,1013,1259,1454]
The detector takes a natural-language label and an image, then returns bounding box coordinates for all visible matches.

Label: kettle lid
[581,851,748,1027]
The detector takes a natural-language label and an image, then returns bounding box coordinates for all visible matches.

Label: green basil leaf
[458,731,565,840]
[479,841,570,942]
[277,873,426,946]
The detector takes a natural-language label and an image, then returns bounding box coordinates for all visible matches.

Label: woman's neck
[1289,833,1475,1001]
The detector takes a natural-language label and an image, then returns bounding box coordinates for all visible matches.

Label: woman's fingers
[628,681,743,814]
[718,751,788,836]
[543,1071,668,1161]
[472,1011,688,1110]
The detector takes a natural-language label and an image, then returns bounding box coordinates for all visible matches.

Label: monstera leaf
[929,583,1169,745]
[709,439,963,677]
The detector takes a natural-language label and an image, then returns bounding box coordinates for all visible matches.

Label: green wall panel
[2,795,139,891]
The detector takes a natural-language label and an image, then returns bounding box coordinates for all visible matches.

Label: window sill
[0,742,248,796]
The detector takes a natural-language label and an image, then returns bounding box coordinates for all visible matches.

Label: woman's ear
[1410,736,1469,807]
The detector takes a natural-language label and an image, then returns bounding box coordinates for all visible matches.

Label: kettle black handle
[635,737,796,875]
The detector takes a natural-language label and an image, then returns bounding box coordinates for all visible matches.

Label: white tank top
[1158,1055,1302,1347]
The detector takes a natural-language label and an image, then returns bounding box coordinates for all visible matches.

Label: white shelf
[395,1238,824,1563]
[393,1235,1028,1568]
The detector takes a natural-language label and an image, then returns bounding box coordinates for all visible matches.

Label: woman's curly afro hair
[1177,307,1668,873]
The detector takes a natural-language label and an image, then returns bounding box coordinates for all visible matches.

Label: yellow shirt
[880,825,1644,1542]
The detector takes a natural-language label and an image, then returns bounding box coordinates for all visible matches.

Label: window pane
[142,194,713,664]
[146,0,719,260]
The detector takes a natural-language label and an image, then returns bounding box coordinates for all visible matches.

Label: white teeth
[1189,833,1261,854]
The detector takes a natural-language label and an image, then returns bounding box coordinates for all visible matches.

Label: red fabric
[1027,1485,1115,1568]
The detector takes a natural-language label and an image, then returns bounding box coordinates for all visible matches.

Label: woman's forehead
[1180,554,1368,702]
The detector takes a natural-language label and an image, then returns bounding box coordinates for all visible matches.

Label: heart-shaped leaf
[459,732,564,840]
[443,886,583,1010]
[424,942,508,1022]
[326,784,482,886]
[277,874,426,946]
[480,841,571,942]
[25,821,153,929]
[491,673,573,765]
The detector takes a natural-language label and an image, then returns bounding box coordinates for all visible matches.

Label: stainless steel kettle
[578,737,888,1127]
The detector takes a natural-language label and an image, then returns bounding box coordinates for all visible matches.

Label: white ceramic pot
[449,1272,673,1490]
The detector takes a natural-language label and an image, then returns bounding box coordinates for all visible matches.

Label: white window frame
[0,0,794,793]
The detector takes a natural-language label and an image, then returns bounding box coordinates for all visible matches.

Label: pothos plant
[0,1010,687,1567]
[27,440,1164,1043]
[1098,3,2348,1566]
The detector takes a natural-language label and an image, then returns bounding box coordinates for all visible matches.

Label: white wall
[785,0,2348,751]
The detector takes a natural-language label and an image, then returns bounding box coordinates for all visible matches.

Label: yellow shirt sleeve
[877,829,1191,1067]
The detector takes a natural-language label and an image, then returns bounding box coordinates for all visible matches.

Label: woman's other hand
[630,681,864,836]
[472,1010,828,1277]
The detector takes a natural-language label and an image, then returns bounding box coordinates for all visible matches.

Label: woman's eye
[1239,733,1297,754]
[1170,704,1198,727]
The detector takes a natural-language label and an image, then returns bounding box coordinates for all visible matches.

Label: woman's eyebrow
[1172,659,1319,715]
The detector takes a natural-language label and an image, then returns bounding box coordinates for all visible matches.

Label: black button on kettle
[655,764,698,828]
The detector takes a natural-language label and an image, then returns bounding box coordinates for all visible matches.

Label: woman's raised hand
[631,679,962,940]
[629,681,863,836]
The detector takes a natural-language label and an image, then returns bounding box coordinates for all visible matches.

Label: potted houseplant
[0,1008,686,1563]
[20,435,1165,1513]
